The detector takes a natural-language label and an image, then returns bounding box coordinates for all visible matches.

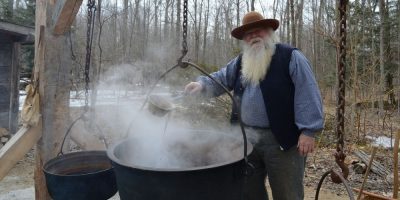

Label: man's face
[243,28,271,47]
[240,27,276,85]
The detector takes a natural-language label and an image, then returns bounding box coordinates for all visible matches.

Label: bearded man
[185,11,324,200]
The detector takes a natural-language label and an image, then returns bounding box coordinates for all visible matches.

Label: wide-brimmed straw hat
[231,11,279,40]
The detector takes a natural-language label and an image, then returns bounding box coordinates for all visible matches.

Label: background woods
[1,0,399,142]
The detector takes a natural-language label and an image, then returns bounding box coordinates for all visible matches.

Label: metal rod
[58,113,85,156]
[315,169,355,200]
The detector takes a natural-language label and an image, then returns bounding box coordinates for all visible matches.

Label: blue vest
[230,43,301,150]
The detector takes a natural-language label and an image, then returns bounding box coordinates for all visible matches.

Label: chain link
[84,0,96,112]
[182,0,188,54]
[178,0,188,67]
[336,0,347,152]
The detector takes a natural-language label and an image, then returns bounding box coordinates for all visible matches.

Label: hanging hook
[330,148,349,183]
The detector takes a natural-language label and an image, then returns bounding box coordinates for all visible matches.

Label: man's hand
[297,133,315,156]
[184,82,203,95]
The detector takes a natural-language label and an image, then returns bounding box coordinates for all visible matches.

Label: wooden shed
[0,20,34,134]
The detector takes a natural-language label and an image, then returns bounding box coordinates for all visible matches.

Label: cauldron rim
[43,150,114,177]
[107,130,253,172]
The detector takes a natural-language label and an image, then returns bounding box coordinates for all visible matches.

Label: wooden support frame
[52,0,83,35]
[0,124,42,181]
[0,0,82,194]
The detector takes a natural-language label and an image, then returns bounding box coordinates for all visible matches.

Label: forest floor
[0,149,349,200]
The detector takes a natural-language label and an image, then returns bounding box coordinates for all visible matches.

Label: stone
[0,143,3,149]
[1,137,9,143]
[353,162,366,174]
[0,128,9,137]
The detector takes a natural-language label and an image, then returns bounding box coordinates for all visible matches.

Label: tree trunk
[250,0,255,11]
[164,0,171,39]
[279,0,284,41]
[236,0,240,47]
[285,0,290,43]
[112,0,118,63]
[154,0,160,42]
[6,0,13,18]
[122,0,128,60]
[202,0,210,61]
[290,0,296,46]
[398,0,400,113]
[311,0,317,76]
[212,6,221,64]
[273,0,277,19]
[379,0,385,113]
[296,0,304,49]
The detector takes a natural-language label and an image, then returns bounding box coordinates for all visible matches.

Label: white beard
[241,33,278,86]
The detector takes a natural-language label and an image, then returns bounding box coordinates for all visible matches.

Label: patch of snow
[0,187,34,200]
[366,135,395,149]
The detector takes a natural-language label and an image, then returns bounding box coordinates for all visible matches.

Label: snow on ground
[366,135,397,149]
[0,187,34,200]
[19,86,175,111]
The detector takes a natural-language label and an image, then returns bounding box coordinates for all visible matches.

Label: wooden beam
[52,0,83,35]
[0,124,42,181]
[353,188,395,200]
[0,21,35,36]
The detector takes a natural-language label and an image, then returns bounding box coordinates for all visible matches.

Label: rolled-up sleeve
[290,50,324,137]
[196,56,239,97]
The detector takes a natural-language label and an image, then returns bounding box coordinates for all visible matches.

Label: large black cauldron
[107,130,253,200]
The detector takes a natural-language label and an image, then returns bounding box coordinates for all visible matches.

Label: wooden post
[9,42,20,134]
[34,0,79,198]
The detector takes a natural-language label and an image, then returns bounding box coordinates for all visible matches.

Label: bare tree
[379,0,386,113]
[122,0,128,60]
[202,0,210,61]
[296,0,304,49]
[290,0,296,46]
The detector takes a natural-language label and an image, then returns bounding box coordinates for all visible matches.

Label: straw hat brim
[231,19,279,40]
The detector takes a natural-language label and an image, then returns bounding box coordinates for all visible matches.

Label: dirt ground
[0,150,349,200]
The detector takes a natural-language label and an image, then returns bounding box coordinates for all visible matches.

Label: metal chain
[84,0,97,112]
[325,0,349,185]
[336,0,347,153]
[178,0,188,67]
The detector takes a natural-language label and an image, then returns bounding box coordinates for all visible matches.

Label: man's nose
[248,31,259,39]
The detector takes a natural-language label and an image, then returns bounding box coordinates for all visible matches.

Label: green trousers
[243,129,306,200]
